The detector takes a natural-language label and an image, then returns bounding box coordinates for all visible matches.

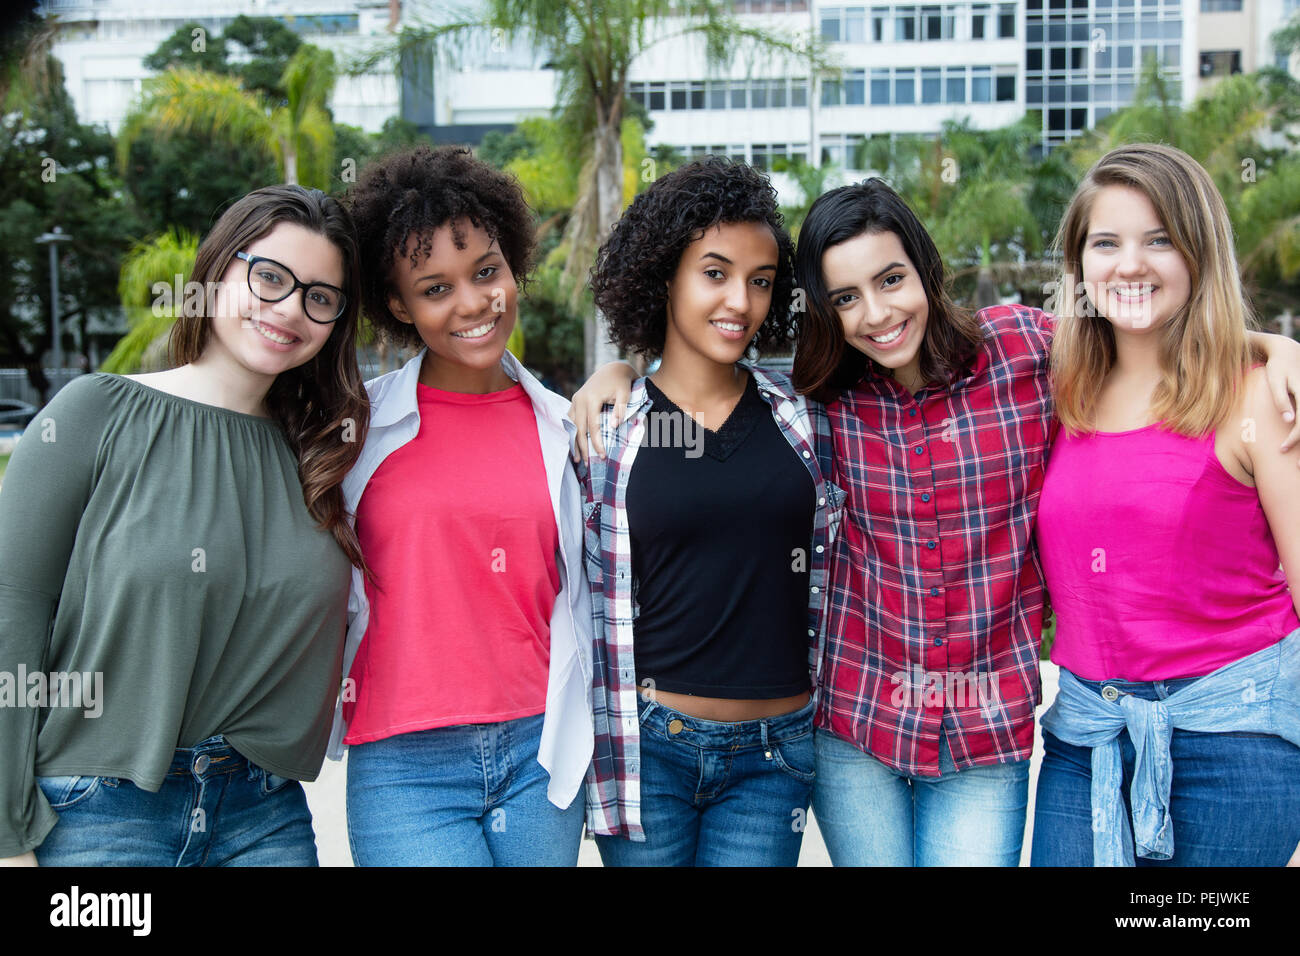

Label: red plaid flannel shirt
[817,304,1057,775]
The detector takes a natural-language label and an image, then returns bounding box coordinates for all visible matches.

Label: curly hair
[345,145,536,350]
[590,157,797,358]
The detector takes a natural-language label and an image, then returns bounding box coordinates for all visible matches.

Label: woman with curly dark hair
[0,184,369,866]
[575,158,844,866]
[332,145,594,866]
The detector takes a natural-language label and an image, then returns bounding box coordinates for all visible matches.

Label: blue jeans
[1031,675,1300,866]
[345,712,584,866]
[594,696,816,867]
[34,735,317,866]
[813,728,1029,866]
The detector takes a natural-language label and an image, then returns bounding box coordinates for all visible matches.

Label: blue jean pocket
[256,767,294,797]
[36,775,116,811]
[769,732,816,783]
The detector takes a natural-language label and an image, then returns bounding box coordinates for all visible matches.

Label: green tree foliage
[100,229,199,374]
[0,43,137,401]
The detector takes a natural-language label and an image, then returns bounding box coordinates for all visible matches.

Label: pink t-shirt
[1037,422,1298,681]
[343,381,559,744]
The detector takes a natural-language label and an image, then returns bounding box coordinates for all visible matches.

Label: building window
[872,68,892,103]
[996,71,1016,100]
[822,8,842,41]
[971,66,992,101]
[845,7,867,42]
[998,3,1016,37]
[1199,50,1242,77]
[792,79,809,107]
[846,69,866,104]
[972,3,988,38]
[922,67,942,102]
[872,7,890,41]
[895,6,918,40]
[895,68,916,103]
[946,68,966,102]
[1199,0,1242,9]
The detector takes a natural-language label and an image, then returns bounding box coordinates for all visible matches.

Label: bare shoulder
[122,368,186,397]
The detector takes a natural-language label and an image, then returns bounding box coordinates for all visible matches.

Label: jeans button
[667,719,684,735]
[193,754,210,774]
[1101,685,1120,702]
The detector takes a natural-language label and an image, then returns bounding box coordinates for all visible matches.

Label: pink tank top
[1037,422,1298,681]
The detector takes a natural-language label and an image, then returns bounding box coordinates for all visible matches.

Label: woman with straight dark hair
[0,184,369,866]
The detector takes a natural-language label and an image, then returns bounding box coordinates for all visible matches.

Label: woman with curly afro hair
[329,145,596,867]
[574,157,844,866]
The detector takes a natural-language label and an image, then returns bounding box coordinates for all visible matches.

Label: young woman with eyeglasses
[0,184,369,866]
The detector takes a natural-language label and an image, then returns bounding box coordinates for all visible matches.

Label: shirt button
[1101,685,1121,702]
[807,629,815,637]
[802,450,811,459]
[810,586,820,594]
[914,446,925,455]
[193,754,210,774]
[926,540,936,550]
[930,586,939,596]
[909,408,917,417]
[934,638,944,647]
[921,493,931,503]
[815,545,824,553]
[818,497,826,506]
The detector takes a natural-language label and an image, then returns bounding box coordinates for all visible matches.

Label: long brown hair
[170,184,370,570]
[1050,143,1253,435]
[792,178,983,402]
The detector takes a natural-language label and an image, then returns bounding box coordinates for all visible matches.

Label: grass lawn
[0,453,8,482]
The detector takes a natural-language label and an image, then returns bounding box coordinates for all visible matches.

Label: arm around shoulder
[1242,368,1300,615]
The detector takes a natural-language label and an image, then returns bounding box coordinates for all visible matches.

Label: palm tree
[101,229,199,374]
[117,45,336,191]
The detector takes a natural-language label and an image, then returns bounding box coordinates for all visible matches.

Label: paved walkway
[305,662,1064,866]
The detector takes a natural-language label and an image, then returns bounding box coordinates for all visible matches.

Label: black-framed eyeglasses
[235,252,347,324]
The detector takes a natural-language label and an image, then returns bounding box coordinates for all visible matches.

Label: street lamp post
[35,226,72,371]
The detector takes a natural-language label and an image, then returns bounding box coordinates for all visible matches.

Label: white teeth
[871,322,906,344]
[253,321,295,345]
[1112,286,1153,299]
[452,319,496,339]
[712,321,745,332]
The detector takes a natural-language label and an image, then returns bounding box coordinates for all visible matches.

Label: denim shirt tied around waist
[1040,628,1300,867]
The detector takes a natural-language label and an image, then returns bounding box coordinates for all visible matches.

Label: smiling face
[203,221,341,384]
[821,229,929,392]
[386,218,517,390]
[1080,184,1191,335]
[661,221,778,368]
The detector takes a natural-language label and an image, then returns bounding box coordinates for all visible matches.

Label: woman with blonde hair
[1032,143,1300,866]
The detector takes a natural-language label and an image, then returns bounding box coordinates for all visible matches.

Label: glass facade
[1024,0,1184,148]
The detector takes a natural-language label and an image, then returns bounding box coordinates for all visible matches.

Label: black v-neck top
[624,375,816,698]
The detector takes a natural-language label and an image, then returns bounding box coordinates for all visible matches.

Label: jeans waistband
[166,734,250,779]
[1070,674,1203,702]
[637,695,814,747]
